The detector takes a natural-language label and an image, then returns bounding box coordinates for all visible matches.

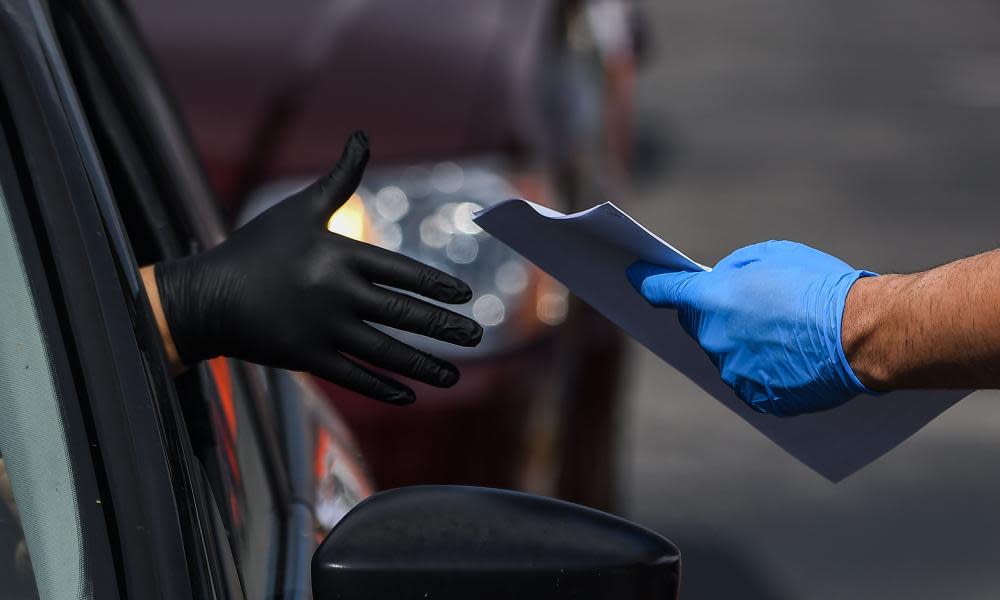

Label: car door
[0,0,218,597]
[2,0,377,596]
[43,0,295,597]
[40,0,374,597]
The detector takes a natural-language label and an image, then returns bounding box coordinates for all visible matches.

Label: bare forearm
[843,248,1000,390]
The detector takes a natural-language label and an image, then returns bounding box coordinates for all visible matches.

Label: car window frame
[0,0,230,597]
[0,70,120,600]
[44,0,300,597]
[31,0,372,597]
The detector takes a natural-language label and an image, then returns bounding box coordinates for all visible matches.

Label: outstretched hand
[154,132,483,404]
[628,240,877,416]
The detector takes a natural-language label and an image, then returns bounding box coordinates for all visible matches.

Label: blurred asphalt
[617,1,1000,598]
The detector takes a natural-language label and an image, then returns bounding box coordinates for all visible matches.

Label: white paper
[474,199,969,481]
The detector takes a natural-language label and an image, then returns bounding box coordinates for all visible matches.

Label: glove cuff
[834,269,883,397]
[154,256,222,365]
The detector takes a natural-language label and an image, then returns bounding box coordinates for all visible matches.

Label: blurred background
[129,0,1000,598]
[619,2,1000,599]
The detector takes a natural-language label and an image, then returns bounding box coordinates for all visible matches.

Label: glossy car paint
[128,0,561,207]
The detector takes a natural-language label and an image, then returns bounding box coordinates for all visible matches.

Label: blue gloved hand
[627,240,877,416]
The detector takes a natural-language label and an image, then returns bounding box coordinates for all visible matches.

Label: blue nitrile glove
[627,240,877,416]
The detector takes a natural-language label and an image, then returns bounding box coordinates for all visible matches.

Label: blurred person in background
[628,242,998,417]
[578,0,643,184]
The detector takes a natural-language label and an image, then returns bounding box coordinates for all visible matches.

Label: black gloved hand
[155,131,483,404]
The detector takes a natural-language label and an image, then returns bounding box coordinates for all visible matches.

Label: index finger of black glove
[305,350,415,405]
[300,130,370,220]
[354,244,473,304]
[356,284,483,347]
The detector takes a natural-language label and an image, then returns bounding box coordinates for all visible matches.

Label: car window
[0,166,85,599]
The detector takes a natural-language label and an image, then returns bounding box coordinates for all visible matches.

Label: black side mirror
[312,485,680,599]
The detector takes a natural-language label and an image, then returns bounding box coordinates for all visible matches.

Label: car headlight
[240,159,568,359]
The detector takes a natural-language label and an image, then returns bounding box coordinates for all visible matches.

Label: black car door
[45,1,305,599]
[2,0,377,596]
[0,0,218,597]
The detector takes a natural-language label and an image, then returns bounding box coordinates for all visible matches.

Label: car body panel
[130,0,561,205]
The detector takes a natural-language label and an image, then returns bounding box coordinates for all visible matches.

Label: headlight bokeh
[241,161,569,359]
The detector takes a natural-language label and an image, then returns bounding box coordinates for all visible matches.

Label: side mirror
[312,485,680,599]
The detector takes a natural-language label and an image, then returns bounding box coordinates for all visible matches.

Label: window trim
[0,61,119,600]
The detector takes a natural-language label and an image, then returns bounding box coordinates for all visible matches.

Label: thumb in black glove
[154,131,483,404]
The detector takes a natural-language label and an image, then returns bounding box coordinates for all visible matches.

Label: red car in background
[130,0,641,509]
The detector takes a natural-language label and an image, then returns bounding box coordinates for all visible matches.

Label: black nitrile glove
[155,131,483,404]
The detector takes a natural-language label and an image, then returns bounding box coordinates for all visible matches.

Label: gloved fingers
[354,244,473,304]
[357,284,483,347]
[300,131,370,220]
[627,260,702,309]
[343,325,461,388]
[626,260,671,289]
[307,350,416,405]
[717,240,813,270]
[715,244,766,269]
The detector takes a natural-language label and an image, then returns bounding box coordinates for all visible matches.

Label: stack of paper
[474,199,968,481]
